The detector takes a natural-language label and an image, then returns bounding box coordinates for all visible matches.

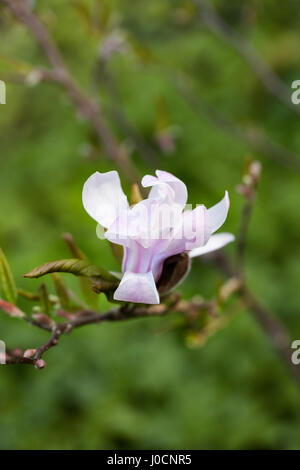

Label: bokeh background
[1,0,300,449]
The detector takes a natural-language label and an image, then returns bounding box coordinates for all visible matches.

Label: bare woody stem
[241,287,300,384]
[1,0,139,183]
[175,75,300,172]
[236,161,262,276]
[4,296,214,368]
[203,159,300,386]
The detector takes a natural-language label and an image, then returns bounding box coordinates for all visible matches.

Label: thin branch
[199,251,300,384]
[236,199,253,274]
[241,287,300,383]
[236,161,261,275]
[4,296,214,367]
[1,0,139,183]
[199,160,299,386]
[95,58,158,167]
[175,75,300,171]
[193,0,300,116]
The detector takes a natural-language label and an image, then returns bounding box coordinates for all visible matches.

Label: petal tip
[113,271,160,304]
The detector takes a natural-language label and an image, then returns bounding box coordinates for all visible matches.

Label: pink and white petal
[122,242,153,273]
[113,271,160,304]
[182,205,208,250]
[207,191,230,235]
[142,170,187,207]
[141,174,159,188]
[188,232,235,258]
[155,170,188,206]
[105,199,156,247]
[82,171,129,228]
[142,176,174,203]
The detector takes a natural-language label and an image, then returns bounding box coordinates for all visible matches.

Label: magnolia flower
[83,170,234,304]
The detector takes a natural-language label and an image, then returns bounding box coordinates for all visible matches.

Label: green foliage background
[0,0,300,449]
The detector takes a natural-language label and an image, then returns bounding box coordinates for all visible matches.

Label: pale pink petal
[113,271,160,304]
[182,205,208,250]
[106,197,181,249]
[188,232,235,258]
[155,170,187,206]
[82,171,128,228]
[142,170,187,207]
[207,191,230,235]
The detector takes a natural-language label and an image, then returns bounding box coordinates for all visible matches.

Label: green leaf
[23,258,118,282]
[90,276,119,294]
[0,248,18,304]
[62,234,100,307]
[51,273,70,310]
[79,277,99,308]
[38,284,51,316]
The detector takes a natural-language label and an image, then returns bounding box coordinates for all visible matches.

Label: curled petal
[188,232,235,258]
[113,271,160,304]
[207,191,230,235]
[142,170,187,207]
[82,171,129,228]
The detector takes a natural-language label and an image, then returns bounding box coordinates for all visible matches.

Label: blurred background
[0,0,300,449]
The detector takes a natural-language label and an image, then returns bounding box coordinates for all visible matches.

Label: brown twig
[199,251,300,384]
[241,287,300,383]
[236,161,261,275]
[1,0,138,183]
[95,58,158,167]
[200,160,300,385]
[4,296,214,368]
[175,75,300,171]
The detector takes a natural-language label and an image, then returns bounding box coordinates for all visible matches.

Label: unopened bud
[249,160,262,183]
[23,349,36,359]
[218,277,242,303]
[32,313,55,327]
[11,348,23,357]
[236,184,253,198]
[25,70,43,87]
[34,359,46,370]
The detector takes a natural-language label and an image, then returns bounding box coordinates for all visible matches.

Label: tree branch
[3,296,215,368]
[175,74,300,172]
[94,58,159,167]
[200,160,300,385]
[1,0,139,183]
[193,0,300,116]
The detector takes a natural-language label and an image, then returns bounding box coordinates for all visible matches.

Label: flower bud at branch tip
[34,359,46,370]
[32,313,56,327]
[23,349,36,359]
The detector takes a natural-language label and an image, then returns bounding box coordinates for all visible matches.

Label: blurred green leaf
[79,277,99,308]
[38,283,51,316]
[0,247,18,304]
[51,273,70,310]
[63,233,101,308]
